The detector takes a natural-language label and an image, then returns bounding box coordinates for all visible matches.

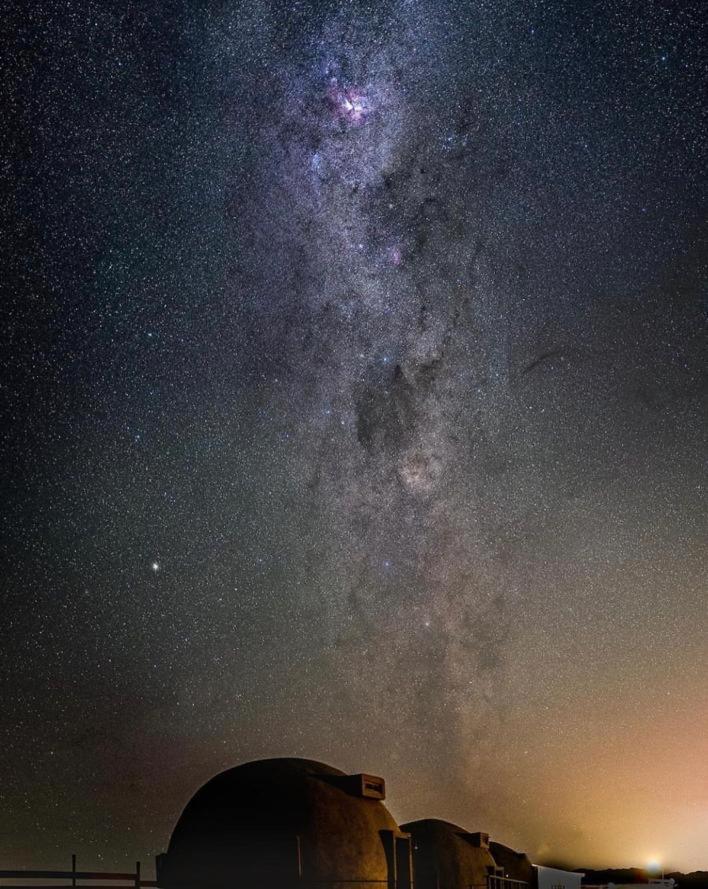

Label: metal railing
[487,877,529,889]
[0,856,157,889]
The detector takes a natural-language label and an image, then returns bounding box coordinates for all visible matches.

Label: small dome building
[158,757,412,889]
[401,819,499,889]
[490,841,534,883]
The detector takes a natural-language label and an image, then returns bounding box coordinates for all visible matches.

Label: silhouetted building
[156,756,581,889]
[491,841,535,883]
[537,866,583,889]
[402,819,500,889]
[157,757,413,889]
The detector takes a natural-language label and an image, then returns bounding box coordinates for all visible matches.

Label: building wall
[536,865,584,889]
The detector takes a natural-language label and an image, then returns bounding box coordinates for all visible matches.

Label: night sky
[2,0,706,874]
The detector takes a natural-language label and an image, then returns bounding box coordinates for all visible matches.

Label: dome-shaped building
[158,757,412,889]
[401,819,499,889]
[490,841,534,884]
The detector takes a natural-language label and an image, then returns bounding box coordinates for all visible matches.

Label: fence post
[135,861,141,889]
[295,836,302,879]
[72,854,76,889]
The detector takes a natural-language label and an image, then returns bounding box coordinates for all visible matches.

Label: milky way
[2,0,706,873]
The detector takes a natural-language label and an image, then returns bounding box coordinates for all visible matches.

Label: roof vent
[351,773,386,799]
[466,832,490,849]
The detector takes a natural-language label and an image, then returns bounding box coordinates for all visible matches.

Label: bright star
[151,561,160,572]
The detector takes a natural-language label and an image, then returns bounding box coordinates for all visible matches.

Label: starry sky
[2,0,707,875]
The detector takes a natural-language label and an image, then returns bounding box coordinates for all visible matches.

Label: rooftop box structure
[353,773,386,799]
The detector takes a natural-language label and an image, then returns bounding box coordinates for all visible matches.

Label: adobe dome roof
[402,817,474,834]
[163,758,400,889]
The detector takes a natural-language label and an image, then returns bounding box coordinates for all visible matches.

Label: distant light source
[647,860,661,874]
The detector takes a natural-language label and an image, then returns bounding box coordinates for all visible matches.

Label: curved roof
[402,817,479,834]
